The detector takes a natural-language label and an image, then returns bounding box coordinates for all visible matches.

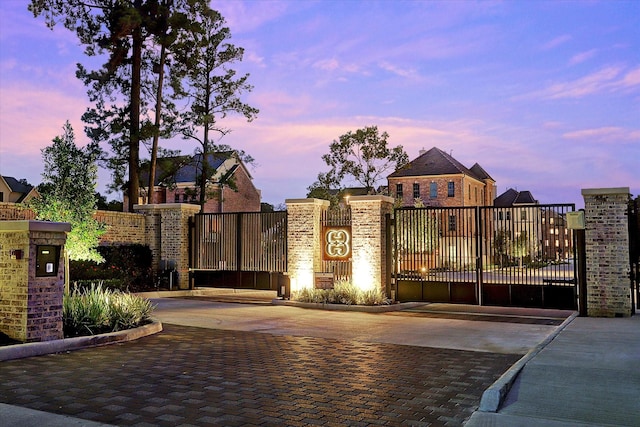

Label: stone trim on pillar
[0,220,70,342]
[134,203,201,290]
[348,195,395,294]
[581,187,632,317]
[285,198,330,292]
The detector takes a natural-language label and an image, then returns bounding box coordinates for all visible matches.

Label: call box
[36,245,60,277]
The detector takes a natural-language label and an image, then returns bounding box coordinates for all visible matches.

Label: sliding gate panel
[393,204,577,309]
[191,211,287,289]
[480,205,576,308]
[394,207,479,304]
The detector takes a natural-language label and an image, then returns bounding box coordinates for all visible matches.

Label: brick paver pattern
[0,324,519,426]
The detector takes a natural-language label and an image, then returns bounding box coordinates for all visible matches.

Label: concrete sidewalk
[466,314,640,426]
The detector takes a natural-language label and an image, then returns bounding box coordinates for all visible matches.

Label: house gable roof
[141,151,248,187]
[0,175,37,202]
[494,188,538,207]
[388,147,492,182]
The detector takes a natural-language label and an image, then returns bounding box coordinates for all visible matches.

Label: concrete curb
[0,319,163,362]
[271,299,426,312]
[477,311,579,412]
[135,288,277,299]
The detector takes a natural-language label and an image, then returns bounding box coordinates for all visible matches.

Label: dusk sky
[1,0,638,208]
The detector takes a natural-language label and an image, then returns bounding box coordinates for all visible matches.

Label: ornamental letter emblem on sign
[322,226,352,261]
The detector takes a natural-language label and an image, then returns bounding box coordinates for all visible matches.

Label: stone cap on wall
[347,195,395,204]
[0,220,71,233]
[285,198,331,207]
[133,203,202,213]
[581,187,631,197]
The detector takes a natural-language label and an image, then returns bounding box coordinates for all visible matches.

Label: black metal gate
[629,197,640,313]
[392,204,578,309]
[189,211,287,291]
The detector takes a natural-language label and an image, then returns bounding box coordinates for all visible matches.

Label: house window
[475,187,478,203]
[413,183,420,199]
[430,182,437,198]
[521,210,527,220]
[447,181,455,197]
[506,211,511,221]
[498,211,503,221]
[0,192,3,202]
[468,184,471,200]
[448,215,456,231]
[174,193,180,203]
[396,184,403,199]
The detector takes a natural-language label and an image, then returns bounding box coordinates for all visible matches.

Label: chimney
[419,147,426,156]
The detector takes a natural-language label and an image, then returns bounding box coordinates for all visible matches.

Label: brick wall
[94,210,146,246]
[582,187,632,317]
[0,205,146,247]
[0,202,36,220]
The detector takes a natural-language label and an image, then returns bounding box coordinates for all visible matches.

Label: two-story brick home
[387,147,496,207]
[130,151,261,213]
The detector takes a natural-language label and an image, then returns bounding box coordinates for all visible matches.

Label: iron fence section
[191,211,287,272]
[393,204,577,308]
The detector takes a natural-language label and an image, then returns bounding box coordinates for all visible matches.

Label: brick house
[129,151,261,213]
[387,147,496,207]
[0,175,38,204]
[493,188,572,263]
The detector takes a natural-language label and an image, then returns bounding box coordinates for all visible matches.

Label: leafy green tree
[29,122,106,263]
[311,126,408,196]
[29,0,155,211]
[169,3,258,208]
[512,231,529,268]
[493,229,510,268]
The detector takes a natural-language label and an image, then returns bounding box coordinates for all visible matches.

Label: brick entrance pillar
[285,198,330,292]
[348,195,394,294]
[135,204,201,290]
[0,220,70,342]
[581,187,632,317]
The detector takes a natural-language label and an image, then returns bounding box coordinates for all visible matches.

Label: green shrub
[293,280,390,306]
[63,283,155,337]
[70,244,154,292]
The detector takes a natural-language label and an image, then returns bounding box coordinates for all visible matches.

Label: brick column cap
[285,198,330,207]
[0,220,71,233]
[581,187,630,197]
[347,195,394,205]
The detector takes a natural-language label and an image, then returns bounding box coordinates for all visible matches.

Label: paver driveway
[0,300,567,426]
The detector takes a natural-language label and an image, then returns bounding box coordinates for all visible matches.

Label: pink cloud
[563,127,640,143]
[569,49,597,65]
[541,35,572,50]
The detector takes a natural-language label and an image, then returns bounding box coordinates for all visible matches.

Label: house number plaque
[322,226,352,261]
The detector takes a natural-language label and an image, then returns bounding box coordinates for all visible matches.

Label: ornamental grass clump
[293,280,390,306]
[63,283,154,337]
